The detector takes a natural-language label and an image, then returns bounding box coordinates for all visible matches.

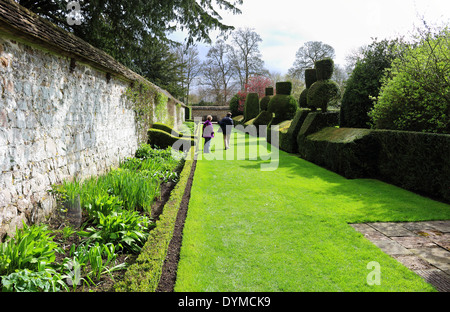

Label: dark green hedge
[267,94,298,124]
[260,96,271,111]
[148,128,193,151]
[265,87,274,96]
[315,58,334,80]
[307,80,340,112]
[298,127,379,179]
[152,123,182,137]
[280,109,310,153]
[305,69,318,88]
[373,130,450,203]
[276,82,292,95]
[244,93,260,121]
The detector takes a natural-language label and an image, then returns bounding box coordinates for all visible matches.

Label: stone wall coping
[0,0,185,107]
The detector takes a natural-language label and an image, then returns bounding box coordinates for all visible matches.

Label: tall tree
[288,41,335,79]
[175,44,203,106]
[201,40,236,105]
[15,0,243,97]
[230,27,267,91]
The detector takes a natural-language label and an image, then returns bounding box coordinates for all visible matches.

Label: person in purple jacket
[202,115,214,153]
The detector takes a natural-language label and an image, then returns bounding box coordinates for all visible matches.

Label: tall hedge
[244,93,260,121]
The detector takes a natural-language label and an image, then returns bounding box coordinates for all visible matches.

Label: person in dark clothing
[218,112,234,150]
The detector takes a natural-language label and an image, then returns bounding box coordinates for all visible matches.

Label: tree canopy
[16,0,243,97]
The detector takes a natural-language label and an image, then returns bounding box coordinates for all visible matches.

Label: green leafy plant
[78,210,153,253]
[1,268,68,292]
[0,223,60,276]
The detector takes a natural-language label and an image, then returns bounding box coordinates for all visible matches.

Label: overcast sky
[172,0,450,75]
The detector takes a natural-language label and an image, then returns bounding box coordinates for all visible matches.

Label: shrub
[280,109,310,153]
[267,94,299,124]
[299,88,308,108]
[298,127,379,179]
[253,111,273,127]
[369,30,450,134]
[148,128,193,151]
[275,82,292,95]
[340,39,399,128]
[315,58,334,80]
[244,93,260,121]
[229,93,241,117]
[305,69,318,88]
[373,130,450,202]
[260,88,274,111]
[232,115,245,126]
[307,80,340,112]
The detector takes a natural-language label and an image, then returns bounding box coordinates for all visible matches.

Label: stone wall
[0,1,185,239]
[191,106,230,121]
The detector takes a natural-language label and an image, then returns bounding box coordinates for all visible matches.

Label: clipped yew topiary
[307,59,340,112]
[148,128,193,151]
[244,93,260,121]
[299,69,317,109]
[315,58,334,80]
[260,87,274,111]
[253,110,273,128]
[275,82,292,95]
[307,80,340,112]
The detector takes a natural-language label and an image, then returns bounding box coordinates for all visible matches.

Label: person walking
[202,115,214,153]
[218,112,233,150]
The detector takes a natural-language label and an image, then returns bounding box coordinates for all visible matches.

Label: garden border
[114,157,196,292]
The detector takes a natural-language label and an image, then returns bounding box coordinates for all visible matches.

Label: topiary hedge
[148,128,193,151]
[244,93,260,121]
[275,82,292,95]
[373,130,450,203]
[280,109,310,153]
[232,115,245,126]
[267,94,299,124]
[229,93,241,117]
[307,80,340,112]
[299,69,318,109]
[260,87,274,111]
[314,58,334,80]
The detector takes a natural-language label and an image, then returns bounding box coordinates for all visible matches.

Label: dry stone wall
[0,1,185,239]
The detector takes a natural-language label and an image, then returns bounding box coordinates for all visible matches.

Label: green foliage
[314,58,334,80]
[152,123,182,137]
[252,111,273,128]
[275,82,292,95]
[232,115,245,126]
[305,69,318,88]
[369,29,450,134]
[0,223,59,276]
[259,96,271,111]
[147,128,194,151]
[267,94,299,124]
[229,94,242,117]
[307,80,340,112]
[374,130,450,202]
[279,109,310,153]
[265,87,274,96]
[78,210,153,254]
[244,93,260,121]
[299,88,308,108]
[116,159,195,292]
[1,268,67,292]
[340,39,399,128]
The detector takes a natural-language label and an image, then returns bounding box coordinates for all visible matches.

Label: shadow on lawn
[237,146,450,223]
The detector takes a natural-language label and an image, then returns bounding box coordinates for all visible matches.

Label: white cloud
[177,0,450,75]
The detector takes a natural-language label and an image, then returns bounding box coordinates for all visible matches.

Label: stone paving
[350,220,450,292]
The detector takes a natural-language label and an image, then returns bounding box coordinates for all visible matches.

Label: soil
[156,160,196,292]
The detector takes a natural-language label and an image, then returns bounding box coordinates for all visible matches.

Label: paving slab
[410,247,450,272]
[371,239,413,256]
[368,222,416,237]
[351,220,450,292]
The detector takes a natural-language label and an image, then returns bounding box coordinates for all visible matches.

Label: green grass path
[175,126,450,292]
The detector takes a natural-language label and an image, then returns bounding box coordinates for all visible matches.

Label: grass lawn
[174,125,450,292]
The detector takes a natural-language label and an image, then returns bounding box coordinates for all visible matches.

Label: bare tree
[176,44,203,106]
[230,27,267,91]
[288,41,335,79]
[200,40,236,105]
